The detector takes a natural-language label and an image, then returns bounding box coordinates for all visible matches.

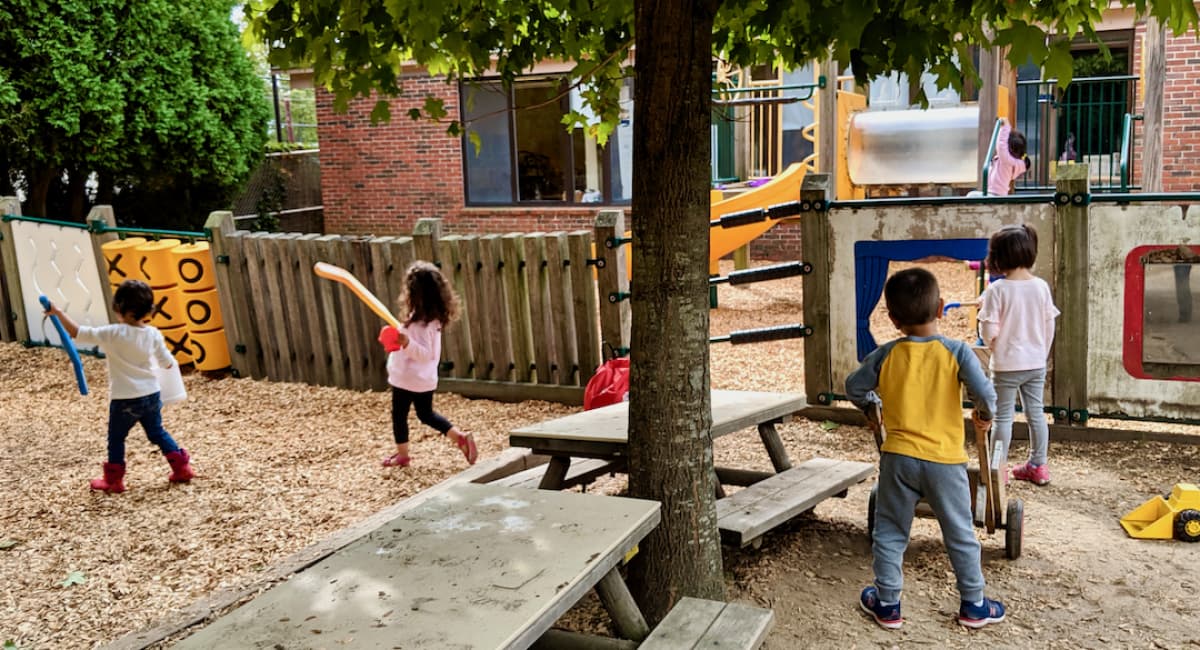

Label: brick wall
[1132,23,1200,192]
[317,74,626,238]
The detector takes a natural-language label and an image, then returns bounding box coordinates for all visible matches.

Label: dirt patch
[2,260,1199,649]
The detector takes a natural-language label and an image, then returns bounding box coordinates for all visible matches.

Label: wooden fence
[206,210,631,404]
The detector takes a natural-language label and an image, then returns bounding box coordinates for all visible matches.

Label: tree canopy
[247,0,1198,624]
[0,0,269,227]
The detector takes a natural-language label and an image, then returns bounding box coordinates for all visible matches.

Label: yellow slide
[709,162,808,264]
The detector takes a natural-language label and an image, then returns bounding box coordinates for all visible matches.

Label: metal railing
[980,118,1004,195]
[1119,113,1144,193]
[1015,75,1138,192]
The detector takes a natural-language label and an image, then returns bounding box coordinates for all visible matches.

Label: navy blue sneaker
[859,586,902,629]
[958,597,1006,628]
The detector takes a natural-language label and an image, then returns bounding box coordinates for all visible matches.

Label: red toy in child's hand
[378,326,403,352]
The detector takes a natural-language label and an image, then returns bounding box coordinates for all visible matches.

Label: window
[461,77,633,205]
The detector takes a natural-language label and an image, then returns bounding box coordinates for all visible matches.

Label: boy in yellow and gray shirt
[846,268,1005,630]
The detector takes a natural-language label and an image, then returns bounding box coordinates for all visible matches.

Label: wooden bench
[491,457,625,491]
[717,458,875,548]
[639,597,773,649]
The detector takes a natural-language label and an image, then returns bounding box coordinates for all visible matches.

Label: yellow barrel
[100,237,148,284]
[135,239,182,288]
[189,328,231,371]
[171,242,216,292]
[183,288,224,332]
[148,285,187,329]
[160,325,193,365]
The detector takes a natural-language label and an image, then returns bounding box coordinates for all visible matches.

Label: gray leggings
[992,367,1049,467]
[872,453,985,603]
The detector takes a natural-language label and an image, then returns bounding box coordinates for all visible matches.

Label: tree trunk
[67,167,89,221]
[27,167,56,218]
[626,0,724,624]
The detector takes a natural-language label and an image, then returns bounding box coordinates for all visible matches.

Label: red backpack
[583,357,630,410]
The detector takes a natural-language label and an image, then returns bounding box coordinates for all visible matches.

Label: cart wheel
[1175,509,1200,542]
[1005,499,1023,560]
[868,483,878,541]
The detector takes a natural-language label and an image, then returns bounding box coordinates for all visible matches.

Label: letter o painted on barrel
[178,258,205,285]
[187,299,213,328]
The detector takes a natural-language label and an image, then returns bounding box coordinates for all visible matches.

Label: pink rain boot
[165,449,195,483]
[90,463,126,493]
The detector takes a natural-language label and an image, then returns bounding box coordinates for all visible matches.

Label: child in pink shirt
[376,261,476,468]
[978,224,1060,485]
[986,120,1030,196]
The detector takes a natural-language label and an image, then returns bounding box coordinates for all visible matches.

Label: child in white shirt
[45,280,195,493]
[978,224,1060,485]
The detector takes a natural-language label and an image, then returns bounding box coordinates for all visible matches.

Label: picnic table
[508,389,874,547]
[172,483,660,649]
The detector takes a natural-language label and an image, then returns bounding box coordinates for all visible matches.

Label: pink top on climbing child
[987,122,1027,196]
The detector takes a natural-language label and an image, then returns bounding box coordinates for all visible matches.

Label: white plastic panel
[11,220,110,348]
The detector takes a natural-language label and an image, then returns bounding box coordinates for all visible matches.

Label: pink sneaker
[1012,462,1050,486]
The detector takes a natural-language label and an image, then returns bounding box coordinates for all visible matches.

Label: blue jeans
[107,393,180,464]
[992,367,1049,467]
[872,453,985,603]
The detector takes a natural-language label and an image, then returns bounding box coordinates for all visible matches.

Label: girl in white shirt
[978,224,1060,485]
[376,261,476,468]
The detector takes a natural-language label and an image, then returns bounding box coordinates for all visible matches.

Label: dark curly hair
[400,261,459,326]
[112,280,157,321]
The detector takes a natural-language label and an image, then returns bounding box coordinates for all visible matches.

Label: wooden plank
[353,236,386,389]
[976,45,999,178]
[545,232,579,385]
[567,231,601,381]
[365,236,398,391]
[331,236,371,390]
[204,212,263,379]
[480,234,515,381]
[438,377,584,406]
[491,457,624,490]
[242,233,281,379]
[275,234,309,384]
[260,233,300,382]
[1052,164,1090,424]
[458,236,491,380]
[531,629,637,650]
[1142,18,1166,192]
[522,233,556,384]
[757,422,793,472]
[0,197,27,343]
[799,174,832,404]
[84,205,118,333]
[412,217,442,263]
[716,459,874,546]
[502,233,536,383]
[437,236,473,379]
[593,210,630,354]
[818,56,838,181]
[702,602,774,650]
[638,598,727,649]
[314,235,350,388]
[289,234,331,385]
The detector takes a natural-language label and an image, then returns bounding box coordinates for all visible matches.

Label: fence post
[594,210,630,356]
[86,205,119,323]
[412,218,443,264]
[205,210,264,378]
[799,174,833,406]
[1052,164,1090,425]
[0,197,27,342]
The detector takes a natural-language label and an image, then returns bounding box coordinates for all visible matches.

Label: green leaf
[820,420,839,431]
[5,640,19,650]
[59,571,87,588]
[0,539,18,551]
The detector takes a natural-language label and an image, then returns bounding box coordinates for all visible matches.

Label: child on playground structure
[43,280,195,493]
[987,118,1030,196]
[846,268,1005,630]
[376,261,477,468]
[978,224,1060,486]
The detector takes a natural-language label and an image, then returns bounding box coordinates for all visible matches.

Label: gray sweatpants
[992,367,1049,467]
[872,452,985,603]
